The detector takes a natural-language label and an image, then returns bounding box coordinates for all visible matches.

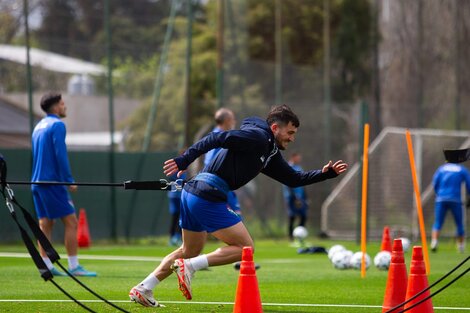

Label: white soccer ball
[374,251,392,270]
[292,226,308,240]
[350,252,371,270]
[332,250,353,270]
[328,244,346,260]
[399,237,411,252]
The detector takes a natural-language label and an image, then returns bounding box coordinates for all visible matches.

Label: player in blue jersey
[168,170,187,246]
[203,108,242,215]
[31,92,96,277]
[129,104,348,307]
[431,153,470,253]
[283,152,309,241]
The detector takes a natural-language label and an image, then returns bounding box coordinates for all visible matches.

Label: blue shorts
[179,189,241,233]
[433,201,464,236]
[32,186,75,219]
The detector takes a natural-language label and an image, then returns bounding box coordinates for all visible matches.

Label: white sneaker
[129,285,160,307]
[171,258,193,300]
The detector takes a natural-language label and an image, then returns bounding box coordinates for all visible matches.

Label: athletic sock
[68,255,79,270]
[188,254,209,273]
[140,273,160,290]
[42,257,54,270]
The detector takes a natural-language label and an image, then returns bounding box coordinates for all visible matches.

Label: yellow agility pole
[405,130,431,275]
[361,123,370,278]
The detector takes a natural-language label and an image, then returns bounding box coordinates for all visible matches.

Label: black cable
[56,262,131,313]
[384,256,469,313]
[397,267,470,313]
[7,180,124,187]
[49,279,97,313]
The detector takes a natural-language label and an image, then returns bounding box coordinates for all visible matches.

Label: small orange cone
[381,226,392,252]
[403,246,433,313]
[233,246,262,313]
[77,208,91,248]
[382,239,408,313]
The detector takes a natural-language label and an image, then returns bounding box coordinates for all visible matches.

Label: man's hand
[322,160,348,175]
[163,159,185,178]
[69,185,78,193]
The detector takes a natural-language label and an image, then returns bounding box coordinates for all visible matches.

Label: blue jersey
[283,164,307,201]
[31,114,74,183]
[432,163,470,203]
[203,126,222,167]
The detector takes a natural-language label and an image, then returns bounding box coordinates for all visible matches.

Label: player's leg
[62,213,78,257]
[449,202,465,252]
[431,201,447,252]
[38,217,54,257]
[208,221,254,265]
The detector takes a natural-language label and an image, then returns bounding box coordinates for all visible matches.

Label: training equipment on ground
[233,246,263,313]
[292,226,308,240]
[332,250,353,270]
[327,244,346,260]
[400,237,411,252]
[374,251,392,271]
[380,226,392,252]
[350,252,371,270]
[382,239,408,313]
[77,208,91,248]
[403,246,434,312]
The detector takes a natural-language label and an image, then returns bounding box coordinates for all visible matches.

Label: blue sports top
[283,164,307,200]
[174,117,337,200]
[203,126,222,167]
[432,163,470,203]
[31,114,74,183]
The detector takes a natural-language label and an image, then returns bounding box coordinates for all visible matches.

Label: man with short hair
[129,104,347,307]
[31,92,96,277]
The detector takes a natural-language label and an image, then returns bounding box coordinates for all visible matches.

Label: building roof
[0,44,105,75]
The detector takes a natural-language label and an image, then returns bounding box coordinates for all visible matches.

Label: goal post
[321,127,470,241]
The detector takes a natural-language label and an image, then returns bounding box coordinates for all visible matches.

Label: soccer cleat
[69,265,97,277]
[171,258,193,300]
[129,285,160,307]
[430,240,438,253]
[50,266,66,277]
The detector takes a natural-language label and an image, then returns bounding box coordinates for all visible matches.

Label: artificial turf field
[0,239,468,312]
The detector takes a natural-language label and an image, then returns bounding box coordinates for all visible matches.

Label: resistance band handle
[124,180,168,190]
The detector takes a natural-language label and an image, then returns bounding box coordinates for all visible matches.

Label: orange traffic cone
[77,208,91,248]
[381,226,392,252]
[382,239,408,313]
[403,246,433,313]
[233,246,262,313]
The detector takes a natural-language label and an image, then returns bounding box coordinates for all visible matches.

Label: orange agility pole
[361,123,370,278]
[405,130,430,275]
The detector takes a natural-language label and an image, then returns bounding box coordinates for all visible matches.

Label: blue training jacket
[174,117,337,199]
[31,114,74,183]
[432,163,470,203]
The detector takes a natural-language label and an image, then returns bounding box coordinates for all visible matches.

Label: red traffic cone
[382,239,408,313]
[77,208,91,248]
[404,246,433,313]
[233,246,262,313]
[381,226,392,252]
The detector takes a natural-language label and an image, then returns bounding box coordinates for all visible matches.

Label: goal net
[321,127,470,241]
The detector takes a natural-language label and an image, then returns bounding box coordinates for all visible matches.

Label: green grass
[0,239,469,312]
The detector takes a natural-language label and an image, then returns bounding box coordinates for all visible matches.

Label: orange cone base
[382,239,408,313]
[233,247,263,313]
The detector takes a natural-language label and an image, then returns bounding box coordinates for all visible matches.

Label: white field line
[0,299,468,310]
[0,252,310,263]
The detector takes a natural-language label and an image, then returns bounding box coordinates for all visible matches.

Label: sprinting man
[31,92,96,277]
[283,152,309,241]
[431,150,470,253]
[129,104,348,307]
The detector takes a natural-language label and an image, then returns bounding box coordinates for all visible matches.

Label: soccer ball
[292,226,308,240]
[399,237,411,252]
[374,251,392,270]
[332,250,353,270]
[350,252,371,270]
[328,244,346,260]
